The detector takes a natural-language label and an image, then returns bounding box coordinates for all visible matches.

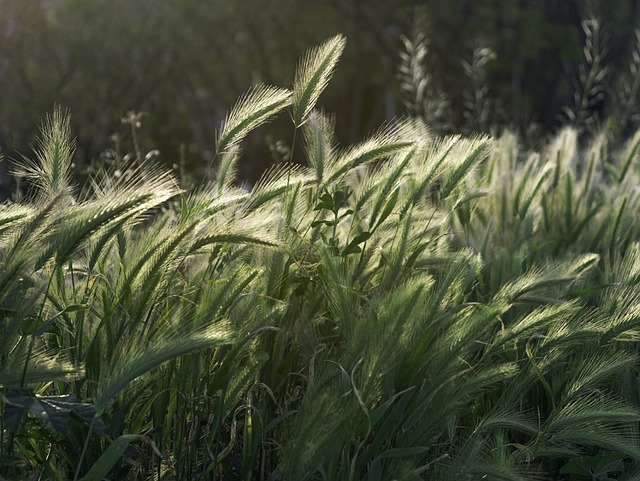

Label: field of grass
[4,35,640,481]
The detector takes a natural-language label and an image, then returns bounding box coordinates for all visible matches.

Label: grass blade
[79,434,141,481]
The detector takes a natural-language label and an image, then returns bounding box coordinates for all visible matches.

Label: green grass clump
[4,36,640,481]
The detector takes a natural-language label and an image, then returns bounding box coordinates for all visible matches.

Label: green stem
[20,272,55,388]
[131,119,141,162]
[69,259,76,302]
[37,443,55,481]
[74,417,96,481]
[286,128,298,190]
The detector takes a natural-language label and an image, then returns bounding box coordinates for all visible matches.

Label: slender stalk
[286,127,298,190]
[37,443,55,481]
[74,417,96,481]
[69,259,76,302]
[20,271,55,388]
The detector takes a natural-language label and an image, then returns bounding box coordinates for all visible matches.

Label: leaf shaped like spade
[2,388,105,435]
[560,452,625,480]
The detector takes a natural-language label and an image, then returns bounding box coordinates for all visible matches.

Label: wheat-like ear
[562,350,637,403]
[94,324,233,413]
[328,124,413,183]
[215,146,240,192]
[492,254,598,305]
[540,392,640,460]
[215,85,292,156]
[13,106,75,201]
[618,129,640,183]
[292,34,346,127]
[487,302,579,355]
[245,162,313,211]
[303,110,337,184]
[439,135,492,199]
[0,204,32,241]
[0,348,78,387]
[38,165,178,269]
[472,410,538,436]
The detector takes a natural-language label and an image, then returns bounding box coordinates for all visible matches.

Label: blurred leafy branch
[1,0,640,194]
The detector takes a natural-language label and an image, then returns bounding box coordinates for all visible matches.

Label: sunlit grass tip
[215,84,292,157]
[292,34,346,128]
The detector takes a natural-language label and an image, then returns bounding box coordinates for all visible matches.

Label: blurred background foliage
[1,0,640,196]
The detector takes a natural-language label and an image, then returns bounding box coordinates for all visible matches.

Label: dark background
[1,0,640,195]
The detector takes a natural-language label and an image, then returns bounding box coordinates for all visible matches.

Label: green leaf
[263,411,297,434]
[560,452,625,480]
[2,388,104,435]
[293,275,312,296]
[311,220,334,228]
[314,192,335,212]
[377,446,428,459]
[603,162,620,181]
[593,453,625,476]
[21,317,41,336]
[342,231,371,256]
[34,304,88,337]
[618,131,640,182]
[368,458,382,481]
[564,283,610,299]
[79,435,141,481]
[371,187,399,232]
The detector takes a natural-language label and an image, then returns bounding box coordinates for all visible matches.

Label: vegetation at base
[5,34,640,481]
